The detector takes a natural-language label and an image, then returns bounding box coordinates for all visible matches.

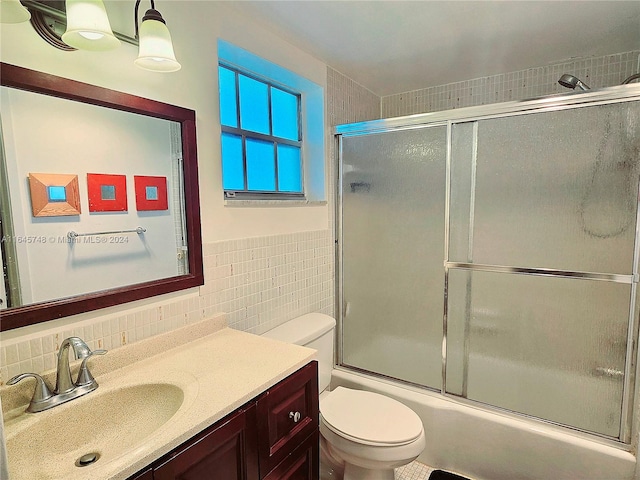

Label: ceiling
[229,1,640,96]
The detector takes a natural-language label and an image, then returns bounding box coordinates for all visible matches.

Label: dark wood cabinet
[256,360,319,474]
[128,362,319,480]
[153,405,259,480]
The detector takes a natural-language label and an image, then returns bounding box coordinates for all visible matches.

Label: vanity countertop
[1,316,316,480]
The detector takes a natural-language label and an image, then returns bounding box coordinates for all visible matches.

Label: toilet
[263,313,426,480]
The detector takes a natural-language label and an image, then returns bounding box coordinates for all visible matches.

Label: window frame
[219,63,305,200]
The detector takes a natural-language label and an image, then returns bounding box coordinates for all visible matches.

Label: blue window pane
[239,75,270,135]
[221,133,244,190]
[219,66,238,127]
[271,88,299,141]
[47,185,66,202]
[246,138,275,191]
[277,144,302,192]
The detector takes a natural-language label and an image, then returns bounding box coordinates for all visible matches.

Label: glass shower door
[447,102,640,439]
[340,125,447,388]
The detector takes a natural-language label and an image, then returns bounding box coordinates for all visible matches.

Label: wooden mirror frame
[0,63,203,331]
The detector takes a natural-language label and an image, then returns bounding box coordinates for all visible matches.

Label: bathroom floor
[395,461,434,479]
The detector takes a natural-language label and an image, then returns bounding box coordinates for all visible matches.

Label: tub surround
[332,368,636,480]
[1,315,316,480]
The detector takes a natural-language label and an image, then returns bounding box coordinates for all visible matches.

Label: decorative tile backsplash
[0,230,334,385]
[382,50,640,117]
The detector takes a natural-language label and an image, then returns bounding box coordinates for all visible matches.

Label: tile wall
[382,51,640,117]
[0,231,333,384]
[326,66,380,231]
[0,67,381,386]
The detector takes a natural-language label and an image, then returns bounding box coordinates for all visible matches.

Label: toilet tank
[262,313,335,392]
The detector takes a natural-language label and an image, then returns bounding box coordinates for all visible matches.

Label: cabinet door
[263,430,319,480]
[256,362,319,474]
[154,404,259,480]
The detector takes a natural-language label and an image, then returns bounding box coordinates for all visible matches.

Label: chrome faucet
[55,337,92,394]
[7,337,106,413]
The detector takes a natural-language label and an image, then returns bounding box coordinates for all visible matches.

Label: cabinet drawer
[263,430,319,480]
[257,362,319,474]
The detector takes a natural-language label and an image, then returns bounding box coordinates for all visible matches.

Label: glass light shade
[0,0,31,24]
[61,0,120,51]
[135,18,181,72]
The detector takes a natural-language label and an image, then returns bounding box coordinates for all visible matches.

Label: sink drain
[75,452,100,467]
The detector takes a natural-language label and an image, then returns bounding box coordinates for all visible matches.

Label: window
[217,40,325,203]
[219,65,302,198]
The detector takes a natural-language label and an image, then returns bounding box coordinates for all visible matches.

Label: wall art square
[28,173,81,217]
[134,175,168,211]
[87,173,127,212]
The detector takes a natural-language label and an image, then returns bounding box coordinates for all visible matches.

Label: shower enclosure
[336,84,640,444]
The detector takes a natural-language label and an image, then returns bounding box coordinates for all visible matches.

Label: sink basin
[6,383,184,480]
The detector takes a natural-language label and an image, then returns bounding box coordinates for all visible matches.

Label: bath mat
[428,470,471,480]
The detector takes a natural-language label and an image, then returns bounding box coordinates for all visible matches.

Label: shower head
[558,74,590,91]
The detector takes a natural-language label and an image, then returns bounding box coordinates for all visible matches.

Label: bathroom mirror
[0,63,203,331]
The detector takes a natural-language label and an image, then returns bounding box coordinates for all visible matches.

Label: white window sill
[223,199,327,207]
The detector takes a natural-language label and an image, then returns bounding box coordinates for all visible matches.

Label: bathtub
[331,367,637,480]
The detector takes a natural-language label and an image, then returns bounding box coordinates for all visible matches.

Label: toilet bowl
[319,386,426,480]
[262,313,426,480]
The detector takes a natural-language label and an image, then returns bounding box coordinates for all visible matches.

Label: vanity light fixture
[134,0,181,72]
[61,0,120,51]
[2,0,181,72]
[0,0,31,23]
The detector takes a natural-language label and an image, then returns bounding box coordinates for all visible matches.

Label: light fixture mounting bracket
[20,0,138,51]
[24,1,75,51]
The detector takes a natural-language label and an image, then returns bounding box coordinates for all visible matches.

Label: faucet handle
[7,373,54,413]
[75,349,107,387]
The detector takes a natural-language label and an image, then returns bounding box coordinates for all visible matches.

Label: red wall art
[134,175,168,211]
[87,173,128,212]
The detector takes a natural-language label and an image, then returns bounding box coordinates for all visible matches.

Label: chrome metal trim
[337,120,449,138]
[334,84,640,136]
[460,122,479,398]
[446,262,635,284]
[620,179,640,443]
[336,134,345,367]
[442,122,452,395]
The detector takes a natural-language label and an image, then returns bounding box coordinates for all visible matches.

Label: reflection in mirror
[0,63,203,331]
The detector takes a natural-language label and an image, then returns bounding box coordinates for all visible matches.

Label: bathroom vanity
[1,316,318,480]
[128,361,319,480]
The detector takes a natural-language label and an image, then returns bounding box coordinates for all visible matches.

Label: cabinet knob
[289,411,301,423]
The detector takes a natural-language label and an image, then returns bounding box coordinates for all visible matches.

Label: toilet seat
[320,387,423,447]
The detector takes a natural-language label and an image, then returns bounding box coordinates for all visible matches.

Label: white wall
[0,1,329,244]
[0,2,339,372]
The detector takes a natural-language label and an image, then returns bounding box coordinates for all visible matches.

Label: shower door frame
[335,83,640,447]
